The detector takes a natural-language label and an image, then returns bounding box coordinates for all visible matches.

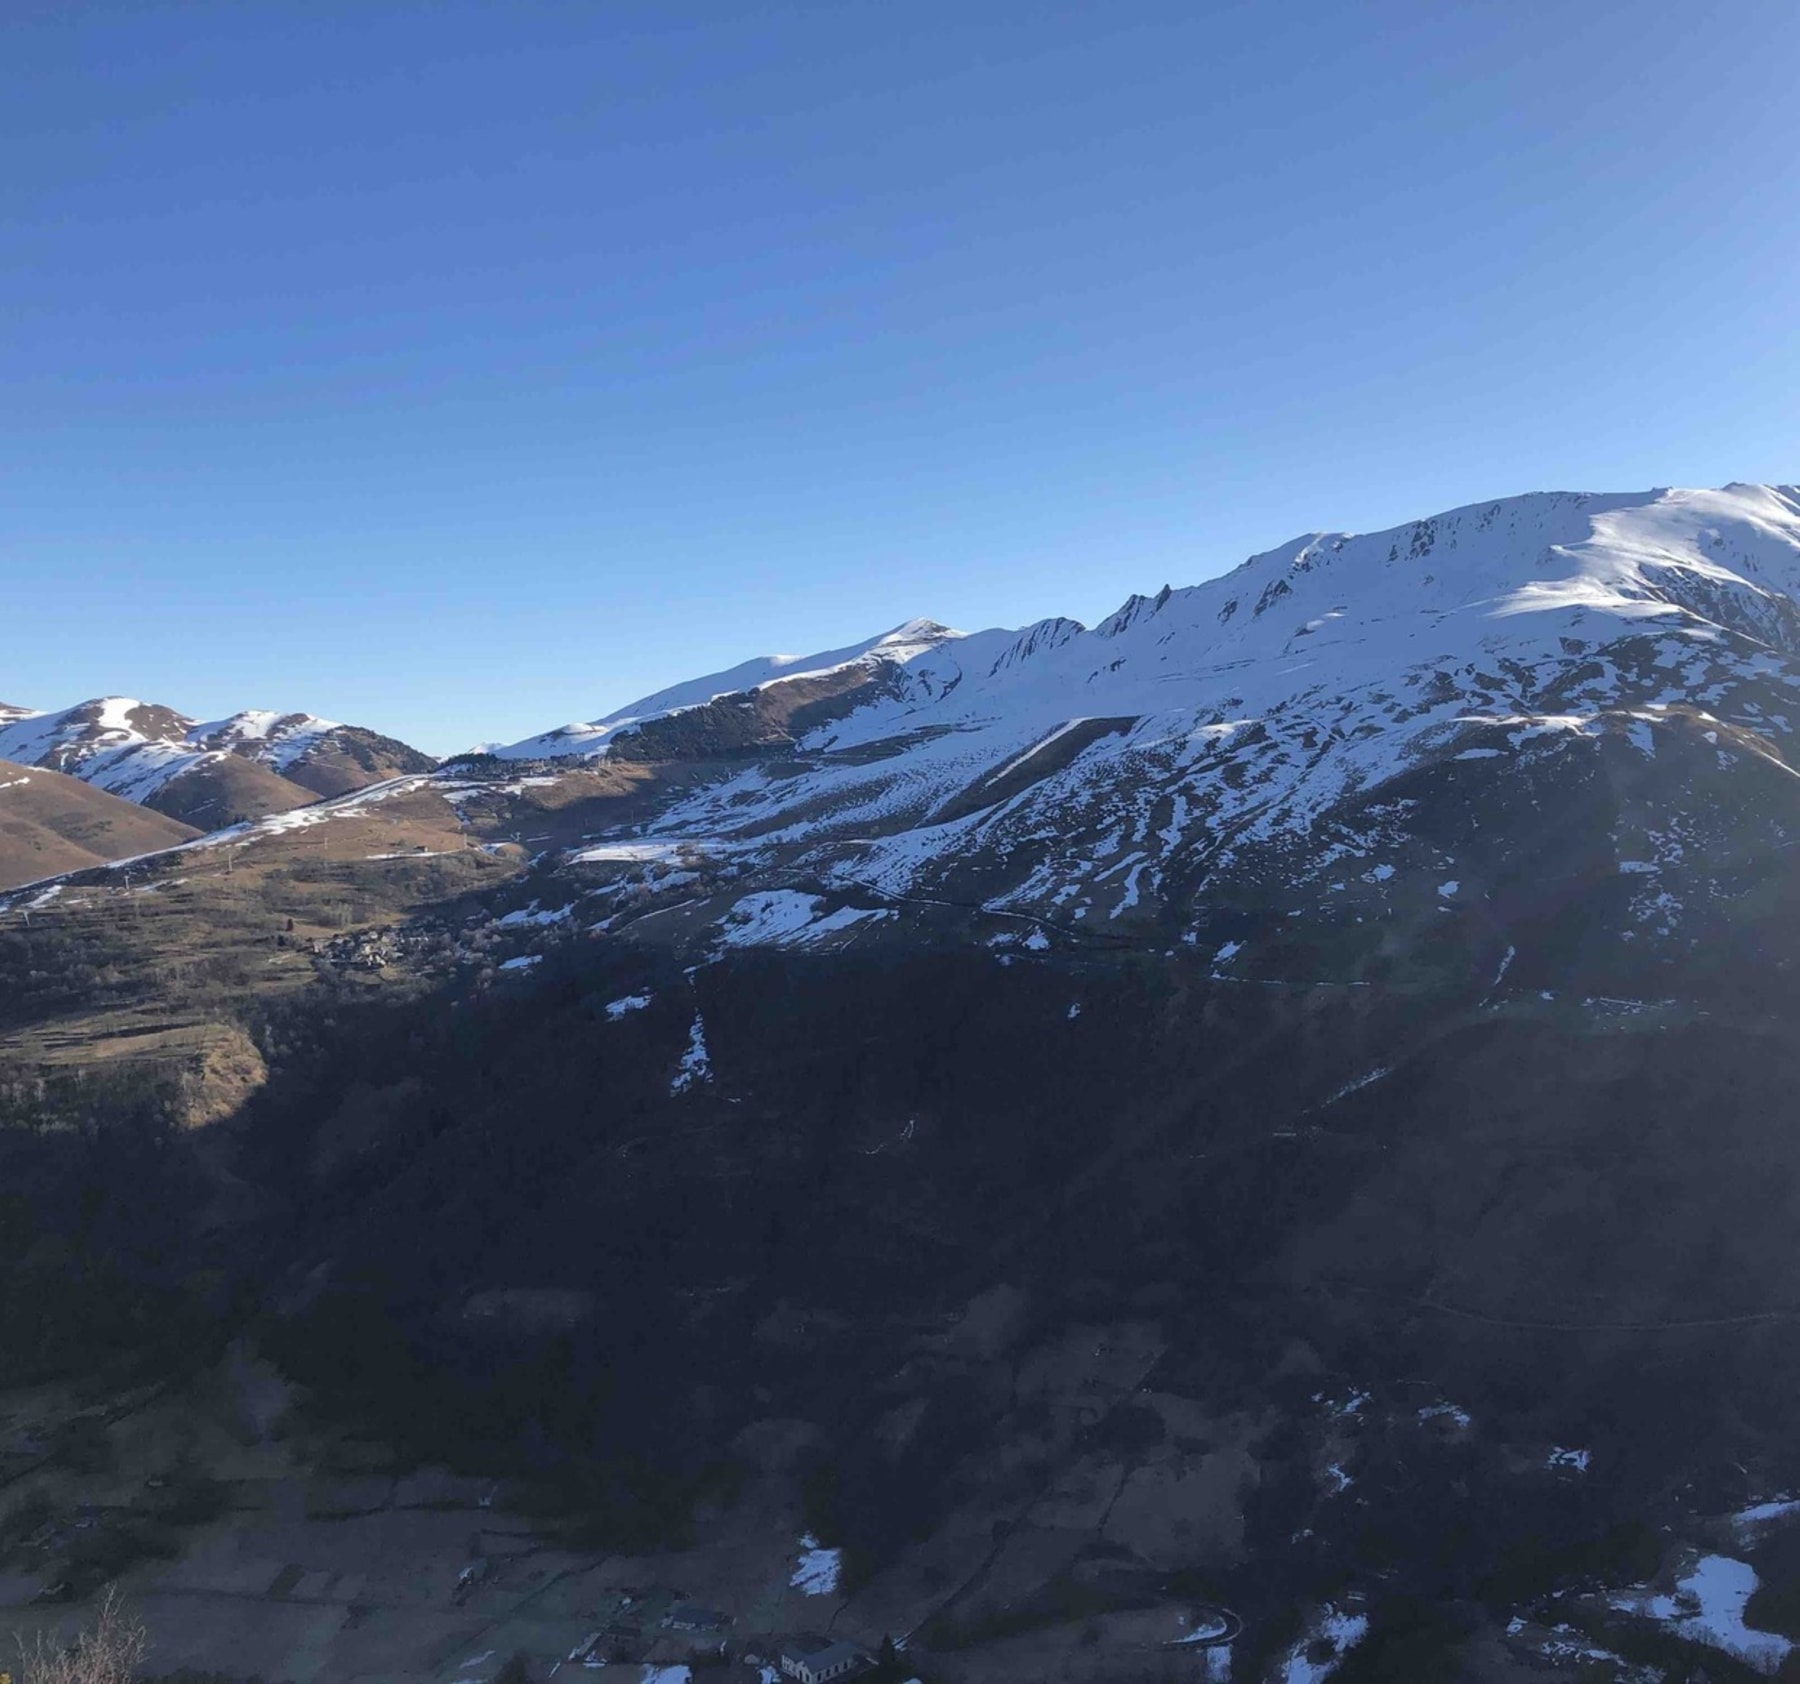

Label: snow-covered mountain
[0,699,436,827]
[498,483,1800,962]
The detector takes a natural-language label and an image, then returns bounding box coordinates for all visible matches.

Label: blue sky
[4,1,1797,754]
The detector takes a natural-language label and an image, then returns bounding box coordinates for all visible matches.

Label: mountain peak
[875,617,962,649]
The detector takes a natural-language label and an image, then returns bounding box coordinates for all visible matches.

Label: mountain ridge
[494,481,1800,758]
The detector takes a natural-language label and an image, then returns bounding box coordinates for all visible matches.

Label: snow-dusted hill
[497,483,1800,960]
[0,699,436,824]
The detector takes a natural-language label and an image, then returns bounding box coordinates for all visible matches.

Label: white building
[778,1638,862,1683]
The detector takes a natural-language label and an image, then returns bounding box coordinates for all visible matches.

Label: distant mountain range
[0,700,436,833]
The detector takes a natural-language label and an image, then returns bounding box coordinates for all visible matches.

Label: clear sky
[4,1,1797,754]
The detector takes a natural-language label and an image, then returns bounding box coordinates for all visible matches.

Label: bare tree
[15,1589,147,1684]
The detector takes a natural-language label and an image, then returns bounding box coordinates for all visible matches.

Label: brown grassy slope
[443,758,725,848]
[0,758,198,889]
[142,753,315,829]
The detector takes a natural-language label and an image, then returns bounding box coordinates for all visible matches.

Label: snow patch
[1733,1497,1800,1541]
[718,890,887,950]
[497,902,573,929]
[671,1014,710,1093]
[791,1533,842,1597]
[1612,1554,1792,1669]
[1279,1608,1369,1684]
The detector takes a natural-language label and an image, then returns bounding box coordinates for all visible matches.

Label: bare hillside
[0,758,197,889]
